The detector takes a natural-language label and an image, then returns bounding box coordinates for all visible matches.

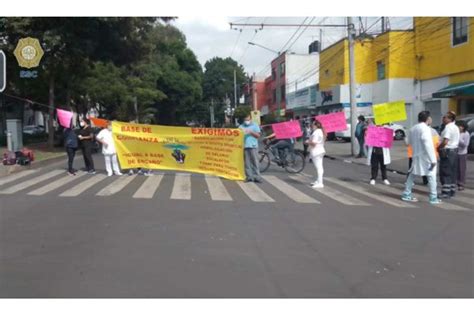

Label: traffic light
[0,50,5,92]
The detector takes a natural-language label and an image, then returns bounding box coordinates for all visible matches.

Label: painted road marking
[391,183,471,211]
[263,175,319,204]
[170,173,191,200]
[0,169,39,186]
[290,174,370,206]
[324,177,417,208]
[133,174,163,199]
[28,172,85,195]
[96,175,137,196]
[205,175,233,201]
[236,181,275,202]
[0,169,64,194]
[59,174,107,197]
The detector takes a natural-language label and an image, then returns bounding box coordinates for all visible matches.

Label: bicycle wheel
[284,151,305,173]
[258,151,271,173]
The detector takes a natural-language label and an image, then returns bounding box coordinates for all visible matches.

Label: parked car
[23,125,45,135]
[335,120,406,141]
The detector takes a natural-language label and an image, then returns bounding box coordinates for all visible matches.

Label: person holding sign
[96,121,123,177]
[78,118,96,175]
[367,120,391,186]
[306,120,326,189]
[402,111,441,204]
[239,113,263,183]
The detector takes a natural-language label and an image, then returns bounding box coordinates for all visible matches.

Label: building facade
[318,17,474,128]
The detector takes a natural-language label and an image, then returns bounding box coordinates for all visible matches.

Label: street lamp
[248,42,280,55]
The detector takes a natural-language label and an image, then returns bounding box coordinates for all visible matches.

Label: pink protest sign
[315,112,347,133]
[365,125,394,148]
[272,120,302,139]
[56,108,73,128]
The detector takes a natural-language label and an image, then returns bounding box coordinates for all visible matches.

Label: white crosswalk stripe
[391,183,472,211]
[133,174,163,199]
[289,175,370,206]
[236,181,275,202]
[0,169,64,194]
[324,177,418,208]
[263,175,319,204]
[170,173,191,200]
[205,175,232,201]
[59,174,107,197]
[28,172,86,196]
[96,175,137,196]
[0,169,39,186]
[3,168,470,211]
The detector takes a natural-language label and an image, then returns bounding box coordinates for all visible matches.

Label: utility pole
[210,98,215,127]
[347,17,358,157]
[233,69,237,108]
[133,96,138,123]
[319,28,323,51]
[252,72,257,111]
[381,17,386,33]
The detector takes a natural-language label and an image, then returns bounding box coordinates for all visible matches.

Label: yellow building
[318,17,474,126]
[415,17,474,116]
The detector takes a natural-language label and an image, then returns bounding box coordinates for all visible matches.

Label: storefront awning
[432,81,474,98]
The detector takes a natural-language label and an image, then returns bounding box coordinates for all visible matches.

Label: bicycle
[258,139,305,174]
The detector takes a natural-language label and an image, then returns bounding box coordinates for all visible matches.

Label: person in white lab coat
[401,111,441,204]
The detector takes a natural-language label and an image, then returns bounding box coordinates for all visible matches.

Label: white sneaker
[370,179,376,185]
[383,179,391,185]
[312,183,324,189]
[115,172,123,176]
[107,173,113,177]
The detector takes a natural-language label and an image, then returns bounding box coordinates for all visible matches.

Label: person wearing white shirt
[402,111,441,204]
[438,112,460,199]
[306,119,326,188]
[96,122,123,176]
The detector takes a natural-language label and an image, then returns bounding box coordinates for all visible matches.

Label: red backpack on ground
[21,147,35,162]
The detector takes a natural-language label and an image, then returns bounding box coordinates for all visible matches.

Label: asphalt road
[0,154,472,298]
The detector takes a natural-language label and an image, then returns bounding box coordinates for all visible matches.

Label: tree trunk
[47,76,55,148]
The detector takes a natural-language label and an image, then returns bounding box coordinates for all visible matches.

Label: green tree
[202,57,247,108]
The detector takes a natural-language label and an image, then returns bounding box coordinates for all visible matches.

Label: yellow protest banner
[373,100,407,125]
[251,110,261,125]
[112,122,245,181]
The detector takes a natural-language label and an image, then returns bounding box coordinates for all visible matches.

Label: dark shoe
[438,193,451,199]
[244,178,253,183]
[458,186,465,191]
[88,169,96,175]
[254,178,262,183]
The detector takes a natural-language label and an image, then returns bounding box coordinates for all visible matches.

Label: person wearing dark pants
[239,113,262,183]
[78,118,96,174]
[64,127,78,175]
[456,120,470,191]
[438,112,460,198]
[367,146,391,185]
[355,115,367,158]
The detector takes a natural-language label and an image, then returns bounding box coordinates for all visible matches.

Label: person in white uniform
[96,121,123,176]
[306,119,326,188]
[438,111,460,198]
[402,111,441,204]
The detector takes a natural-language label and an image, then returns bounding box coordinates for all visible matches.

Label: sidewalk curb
[324,154,408,176]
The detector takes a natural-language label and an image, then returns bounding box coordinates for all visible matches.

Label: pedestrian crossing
[1,168,472,211]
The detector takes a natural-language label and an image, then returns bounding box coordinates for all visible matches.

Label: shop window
[453,17,468,46]
[377,61,386,81]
